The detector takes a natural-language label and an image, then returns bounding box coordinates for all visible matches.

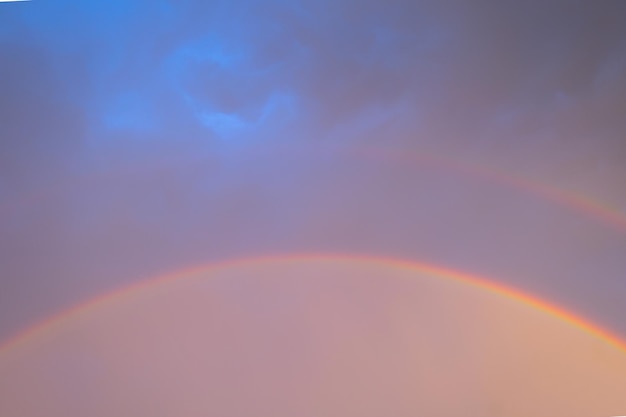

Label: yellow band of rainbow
[2,254,625,356]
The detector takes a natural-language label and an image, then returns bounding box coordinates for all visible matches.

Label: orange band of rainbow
[3,145,626,235]
[346,145,626,232]
[2,254,625,356]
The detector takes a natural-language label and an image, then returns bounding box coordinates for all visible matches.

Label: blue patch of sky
[197,90,298,140]
[258,91,298,124]
[14,0,141,61]
[102,91,156,132]
[0,3,28,39]
[161,29,301,141]
[162,33,248,118]
[8,0,306,147]
[13,0,175,92]
[198,111,247,137]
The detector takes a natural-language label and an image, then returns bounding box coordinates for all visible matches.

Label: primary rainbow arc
[1,253,625,357]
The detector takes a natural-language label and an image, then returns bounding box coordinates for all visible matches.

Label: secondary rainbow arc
[2,145,626,235]
[346,145,626,232]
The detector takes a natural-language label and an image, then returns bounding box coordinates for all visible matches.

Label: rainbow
[2,145,626,235]
[1,254,625,357]
[224,143,626,232]
[345,145,626,232]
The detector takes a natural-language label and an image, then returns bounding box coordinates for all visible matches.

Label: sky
[2,259,626,416]
[1,1,626,410]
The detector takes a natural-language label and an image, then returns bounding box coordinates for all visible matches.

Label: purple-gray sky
[1,0,626,347]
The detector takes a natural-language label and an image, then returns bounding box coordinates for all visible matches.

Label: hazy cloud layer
[1,1,626,342]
